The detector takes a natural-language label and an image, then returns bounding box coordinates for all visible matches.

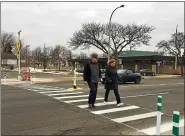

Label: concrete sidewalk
[1,75,182,84]
[143,74,183,79]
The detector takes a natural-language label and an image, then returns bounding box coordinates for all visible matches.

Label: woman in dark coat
[104,59,123,107]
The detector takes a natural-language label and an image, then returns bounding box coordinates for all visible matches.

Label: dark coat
[83,61,101,83]
[105,65,119,90]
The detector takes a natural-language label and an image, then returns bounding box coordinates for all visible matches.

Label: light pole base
[17,75,21,80]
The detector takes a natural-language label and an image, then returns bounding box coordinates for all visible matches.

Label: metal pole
[108,5,124,62]
[4,71,6,84]
[156,95,162,135]
[18,32,21,80]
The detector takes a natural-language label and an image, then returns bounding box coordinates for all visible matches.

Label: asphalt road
[2,78,184,135]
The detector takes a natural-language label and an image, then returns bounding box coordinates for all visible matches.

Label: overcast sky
[1,2,184,54]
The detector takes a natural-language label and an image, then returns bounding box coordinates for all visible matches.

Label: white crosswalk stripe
[55,95,89,99]
[139,119,184,135]
[9,83,184,135]
[64,98,104,103]
[92,105,139,115]
[78,101,117,108]
[39,90,72,94]
[47,92,83,96]
[112,112,163,123]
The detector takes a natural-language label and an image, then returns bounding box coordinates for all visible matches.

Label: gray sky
[1,2,184,54]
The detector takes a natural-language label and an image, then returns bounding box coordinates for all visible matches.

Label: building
[1,53,17,69]
[69,50,177,75]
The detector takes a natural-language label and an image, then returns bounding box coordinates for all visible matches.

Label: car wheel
[135,78,141,84]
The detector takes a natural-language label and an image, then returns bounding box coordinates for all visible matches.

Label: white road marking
[55,95,89,99]
[31,88,64,92]
[64,98,104,103]
[177,83,184,84]
[78,101,117,108]
[159,84,166,85]
[32,88,60,90]
[39,90,71,94]
[92,105,139,115]
[139,119,184,135]
[48,92,83,96]
[112,112,163,123]
[120,92,169,99]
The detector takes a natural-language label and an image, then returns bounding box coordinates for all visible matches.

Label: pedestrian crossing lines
[9,83,184,135]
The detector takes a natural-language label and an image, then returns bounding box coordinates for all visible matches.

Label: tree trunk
[59,62,61,71]
[180,63,184,76]
[44,65,46,72]
[114,51,120,68]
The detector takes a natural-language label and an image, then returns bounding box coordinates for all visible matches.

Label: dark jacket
[83,61,101,83]
[105,65,119,90]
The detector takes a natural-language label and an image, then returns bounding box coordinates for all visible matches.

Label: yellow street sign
[16,41,21,50]
[17,54,20,59]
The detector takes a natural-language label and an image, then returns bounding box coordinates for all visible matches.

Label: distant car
[139,69,155,76]
[101,69,142,84]
[76,68,84,73]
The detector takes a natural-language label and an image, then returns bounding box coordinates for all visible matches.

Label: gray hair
[91,53,98,59]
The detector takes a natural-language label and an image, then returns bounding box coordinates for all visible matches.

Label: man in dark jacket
[83,53,101,108]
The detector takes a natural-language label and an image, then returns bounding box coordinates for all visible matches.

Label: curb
[143,76,183,79]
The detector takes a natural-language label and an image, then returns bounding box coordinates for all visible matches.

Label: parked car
[139,69,155,76]
[76,67,84,73]
[101,68,142,84]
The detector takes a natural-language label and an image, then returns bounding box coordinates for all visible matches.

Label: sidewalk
[143,74,183,79]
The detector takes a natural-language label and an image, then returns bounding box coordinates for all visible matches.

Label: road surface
[2,78,184,135]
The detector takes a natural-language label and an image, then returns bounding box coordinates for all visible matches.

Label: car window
[117,69,127,74]
[127,70,133,74]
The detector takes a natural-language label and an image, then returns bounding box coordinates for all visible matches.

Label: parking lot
[2,77,184,135]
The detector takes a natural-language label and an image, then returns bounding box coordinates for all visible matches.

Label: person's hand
[84,81,87,85]
[100,78,103,82]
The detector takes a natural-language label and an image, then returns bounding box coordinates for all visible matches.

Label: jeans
[104,89,121,104]
[88,82,98,104]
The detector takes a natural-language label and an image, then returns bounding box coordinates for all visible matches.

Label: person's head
[91,53,98,63]
[108,59,116,67]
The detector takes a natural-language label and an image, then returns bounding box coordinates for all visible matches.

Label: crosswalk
[9,83,184,135]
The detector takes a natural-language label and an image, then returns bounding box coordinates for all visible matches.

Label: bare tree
[40,44,50,71]
[32,46,42,67]
[68,22,155,64]
[76,52,88,59]
[156,29,184,76]
[49,45,71,70]
[1,31,16,54]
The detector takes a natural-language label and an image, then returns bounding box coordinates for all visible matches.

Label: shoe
[92,104,96,108]
[88,104,93,108]
[117,102,124,107]
[104,101,108,105]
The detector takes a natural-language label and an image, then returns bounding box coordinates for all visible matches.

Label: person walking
[83,53,102,108]
[104,59,124,107]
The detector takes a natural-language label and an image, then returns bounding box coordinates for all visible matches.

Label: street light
[108,5,124,62]
[17,30,22,80]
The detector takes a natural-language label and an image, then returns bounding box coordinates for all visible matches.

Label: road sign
[16,41,21,50]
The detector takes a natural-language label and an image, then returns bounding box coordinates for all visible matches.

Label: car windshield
[117,69,127,74]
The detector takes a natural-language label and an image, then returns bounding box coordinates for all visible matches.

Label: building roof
[119,50,158,57]
[1,53,17,59]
